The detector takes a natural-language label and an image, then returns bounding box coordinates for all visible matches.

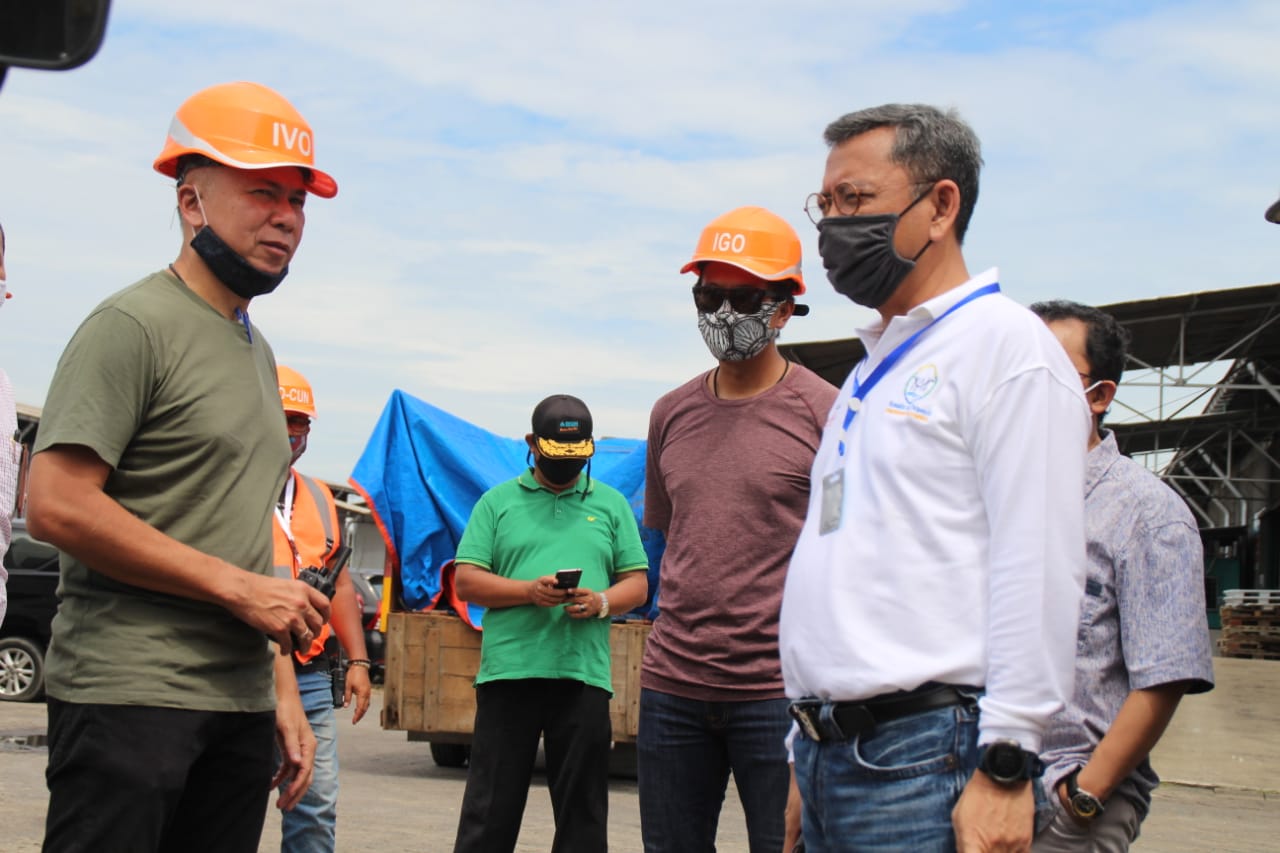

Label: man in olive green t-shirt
[25,82,335,853]
[452,394,650,853]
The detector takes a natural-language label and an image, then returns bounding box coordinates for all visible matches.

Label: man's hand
[528,575,572,608]
[785,764,803,852]
[231,574,330,655]
[271,658,317,811]
[344,663,373,724]
[26,446,329,650]
[1053,779,1093,828]
[952,770,1034,853]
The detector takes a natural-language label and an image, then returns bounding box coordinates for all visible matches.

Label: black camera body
[298,563,338,599]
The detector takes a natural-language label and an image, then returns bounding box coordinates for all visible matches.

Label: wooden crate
[381,610,651,743]
[1217,640,1280,661]
[1222,589,1280,607]
[1220,604,1280,625]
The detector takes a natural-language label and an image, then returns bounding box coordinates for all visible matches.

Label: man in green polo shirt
[452,394,650,853]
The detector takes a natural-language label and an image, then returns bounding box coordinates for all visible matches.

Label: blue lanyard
[837,283,1000,456]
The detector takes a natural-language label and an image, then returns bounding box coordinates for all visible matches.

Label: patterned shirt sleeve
[1116,505,1215,693]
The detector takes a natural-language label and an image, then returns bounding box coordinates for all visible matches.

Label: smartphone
[554,568,583,589]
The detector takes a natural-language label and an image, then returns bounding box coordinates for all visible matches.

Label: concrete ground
[2,657,1277,851]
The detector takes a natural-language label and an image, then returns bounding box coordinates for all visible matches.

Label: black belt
[789,683,977,743]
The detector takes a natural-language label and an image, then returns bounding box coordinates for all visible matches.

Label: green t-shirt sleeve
[610,494,649,575]
[455,491,497,571]
[35,306,156,468]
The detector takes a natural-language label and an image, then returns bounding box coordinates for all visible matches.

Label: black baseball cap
[531,394,595,459]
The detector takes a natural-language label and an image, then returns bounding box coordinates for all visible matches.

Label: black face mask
[817,185,934,309]
[191,225,289,299]
[535,456,587,486]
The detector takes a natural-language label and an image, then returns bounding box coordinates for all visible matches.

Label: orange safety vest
[272,469,341,665]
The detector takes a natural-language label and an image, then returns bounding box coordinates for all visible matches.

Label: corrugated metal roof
[780,281,1280,527]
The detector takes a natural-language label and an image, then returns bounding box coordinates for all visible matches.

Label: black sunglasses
[692,283,789,314]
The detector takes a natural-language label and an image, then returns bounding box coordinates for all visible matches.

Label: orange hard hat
[153,82,338,198]
[277,365,317,418]
[681,206,805,294]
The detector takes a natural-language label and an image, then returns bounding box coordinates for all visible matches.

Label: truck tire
[0,636,46,702]
[430,742,471,768]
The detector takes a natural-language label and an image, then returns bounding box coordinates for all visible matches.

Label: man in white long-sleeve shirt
[779,103,1090,853]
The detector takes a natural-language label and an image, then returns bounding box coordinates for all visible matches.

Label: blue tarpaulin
[349,390,662,626]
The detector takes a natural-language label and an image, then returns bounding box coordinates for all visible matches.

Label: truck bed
[380,610,651,743]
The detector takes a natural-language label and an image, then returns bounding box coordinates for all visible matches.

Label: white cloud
[3,0,1278,483]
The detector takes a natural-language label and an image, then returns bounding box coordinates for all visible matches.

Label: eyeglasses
[286,414,312,433]
[803,181,934,225]
[692,284,787,314]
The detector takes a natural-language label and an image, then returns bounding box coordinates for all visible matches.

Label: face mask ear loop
[581,458,592,501]
[173,184,209,232]
[1083,379,1115,429]
[526,448,534,473]
[904,183,936,263]
[186,185,211,233]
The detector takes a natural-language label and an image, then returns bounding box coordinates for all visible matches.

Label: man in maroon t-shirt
[639,206,838,853]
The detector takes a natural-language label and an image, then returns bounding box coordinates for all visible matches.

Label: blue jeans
[793,695,982,853]
[637,688,791,853]
[277,670,338,853]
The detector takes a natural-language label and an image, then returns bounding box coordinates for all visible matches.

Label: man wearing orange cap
[26,82,337,853]
[272,365,372,853]
[638,207,837,853]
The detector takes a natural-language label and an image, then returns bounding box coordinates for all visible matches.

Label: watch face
[986,743,1025,781]
[1070,792,1100,819]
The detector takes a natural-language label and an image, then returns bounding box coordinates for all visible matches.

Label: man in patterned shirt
[1031,300,1215,852]
[1,220,15,625]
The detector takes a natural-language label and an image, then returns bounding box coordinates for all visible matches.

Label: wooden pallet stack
[1218,590,1280,661]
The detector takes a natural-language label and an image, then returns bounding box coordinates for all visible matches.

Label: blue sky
[1,0,1277,483]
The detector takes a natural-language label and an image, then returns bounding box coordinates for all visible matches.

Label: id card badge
[819,468,844,535]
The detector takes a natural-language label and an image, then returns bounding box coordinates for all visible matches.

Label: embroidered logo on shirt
[586,515,597,522]
[886,362,939,422]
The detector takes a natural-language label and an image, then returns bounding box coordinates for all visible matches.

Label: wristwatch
[1064,766,1106,820]
[977,739,1043,786]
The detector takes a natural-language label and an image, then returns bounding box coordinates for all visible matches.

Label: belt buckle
[834,703,876,738]
[788,702,824,742]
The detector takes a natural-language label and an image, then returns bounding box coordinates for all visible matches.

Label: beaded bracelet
[346,659,371,669]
